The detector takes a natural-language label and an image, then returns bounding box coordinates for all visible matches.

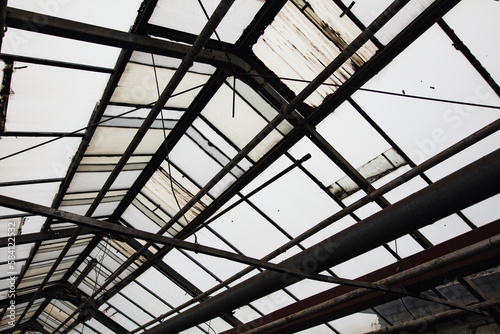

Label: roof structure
[0,0,500,333]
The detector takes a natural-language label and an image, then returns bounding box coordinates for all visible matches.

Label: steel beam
[140,145,500,333]
[366,298,500,334]
[226,221,500,333]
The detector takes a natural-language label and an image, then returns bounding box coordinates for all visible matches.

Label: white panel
[84,318,114,334]
[288,137,346,188]
[0,183,60,217]
[170,135,236,196]
[425,132,500,183]
[67,170,142,193]
[150,0,264,44]
[251,289,296,316]
[209,201,290,260]
[316,102,392,169]
[419,214,472,245]
[6,64,109,132]
[331,246,395,280]
[120,282,170,317]
[162,248,220,292]
[86,127,166,155]
[131,52,216,75]
[462,193,500,227]
[385,234,424,259]
[249,168,341,238]
[2,29,120,68]
[300,215,357,249]
[0,137,81,181]
[444,0,500,82]
[111,63,209,108]
[202,84,283,161]
[8,0,142,31]
[374,0,435,45]
[136,268,193,308]
[357,25,500,166]
[106,293,153,326]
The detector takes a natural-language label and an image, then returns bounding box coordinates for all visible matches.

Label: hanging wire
[151,53,198,245]
[0,83,209,162]
[240,73,500,110]
[196,0,239,118]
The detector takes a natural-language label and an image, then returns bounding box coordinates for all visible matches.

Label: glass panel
[316,104,390,169]
[180,229,248,282]
[250,290,296,316]
[462,193,500,227]
[162,248,220,292]
[201,84,283,161]
[247,167,340,238]
[374,0,435,45]
[111,62,209,108]
[131,52,216,75]
[86,126,165,156]
[253,1,378,107]
[8,0,142,31]
[288,137,346,188]
[0,183,61,217]
[356,25,500,166]
[419,214,472,245]
[209,201,291,259]
[135,268,193,309]
[67,170,142,193]
[470,270,500,300]
[2,28,120,68]
[170,135,237,197]
[331,246,395,280]
[106,293,153,326]
[0,137,81,181]
[120,281,170,318]
[149,0,265,44]
[6,63,109,133]
[444,0,500,83]
[122,203,163,234]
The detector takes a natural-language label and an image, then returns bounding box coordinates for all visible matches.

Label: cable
[151,54,197,245]
[0,82,212,162]
[241,73,500,110]
[196,0,239,118]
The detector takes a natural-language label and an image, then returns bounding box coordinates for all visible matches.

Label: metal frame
[1,0,499,333]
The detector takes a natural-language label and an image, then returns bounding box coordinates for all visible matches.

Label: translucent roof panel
[6,63,109,133]
[253,0,378,107]
[2,29,121,68]
[8,0,142,32]
[149,0,265,44]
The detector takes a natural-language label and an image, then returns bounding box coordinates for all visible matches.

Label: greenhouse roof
[0,0,499,333]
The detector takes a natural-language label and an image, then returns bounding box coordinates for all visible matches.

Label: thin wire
[151,53,197,245]
[196,0,238,118]
[93,239,110,295]
[0,81,211,162]
[241,73,500,110]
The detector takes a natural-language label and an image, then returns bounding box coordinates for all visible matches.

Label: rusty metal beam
[226,220,500,333]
